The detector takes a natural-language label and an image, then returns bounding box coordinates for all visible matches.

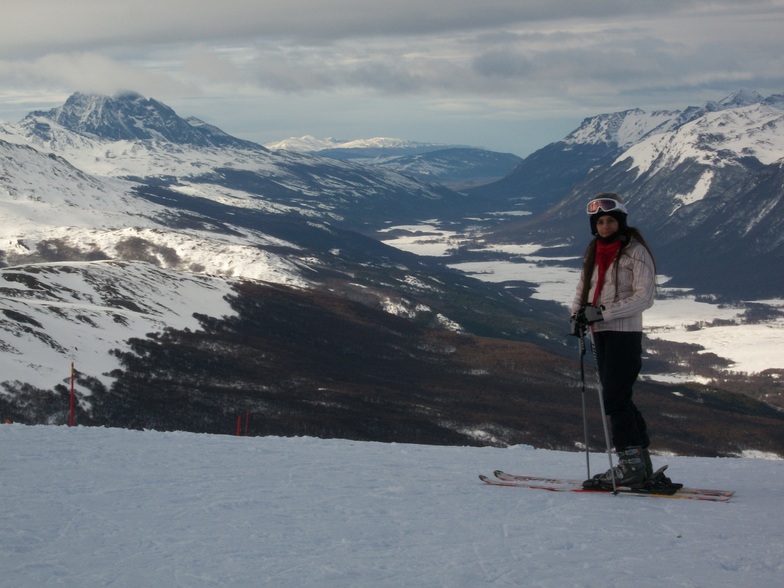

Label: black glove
[569,314,586,337]
[576,304,604,326]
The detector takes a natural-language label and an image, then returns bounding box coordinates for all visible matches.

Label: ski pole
[589,328,617,494]
[578,333,591,480]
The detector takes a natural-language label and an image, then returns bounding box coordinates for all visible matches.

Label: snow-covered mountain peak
[265,135,450,152]
[762,93,784,109]
[563,108,679,149]
[0,93,452,221]
[715,88,765,109]
[339,137,445,150]
[29,92,179,142]
[24,92,260,149]
[560,90,784,182]
[264,135,347,151]
[618,97,784,179]
[562,90,782,152]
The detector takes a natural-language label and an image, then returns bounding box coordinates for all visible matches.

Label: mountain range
[0,90,782,455]
[480,89,784,297]
[265,135,522,190]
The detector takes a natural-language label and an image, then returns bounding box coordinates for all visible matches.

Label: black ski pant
[591,330,650,451]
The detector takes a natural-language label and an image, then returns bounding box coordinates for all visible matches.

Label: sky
[1,1,783,156]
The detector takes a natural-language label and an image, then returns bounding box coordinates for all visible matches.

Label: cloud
[0,0,782,154]
[0,53,194,101]
[0,1,767,54]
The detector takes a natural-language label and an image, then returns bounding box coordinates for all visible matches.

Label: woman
[570,193,657,488]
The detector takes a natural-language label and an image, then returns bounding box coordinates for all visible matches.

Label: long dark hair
[579,227,657,305]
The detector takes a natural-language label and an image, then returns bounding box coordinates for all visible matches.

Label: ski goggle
[586,198,628,215]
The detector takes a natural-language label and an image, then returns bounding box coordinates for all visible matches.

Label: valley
[1,90,782,455]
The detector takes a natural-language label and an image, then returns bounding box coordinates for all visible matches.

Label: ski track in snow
[1,425,782,587]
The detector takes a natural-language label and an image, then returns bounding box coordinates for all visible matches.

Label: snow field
[381,227,784,374]
[1,425,782,587]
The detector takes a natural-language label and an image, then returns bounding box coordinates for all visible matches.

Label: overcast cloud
[1,0,782,155]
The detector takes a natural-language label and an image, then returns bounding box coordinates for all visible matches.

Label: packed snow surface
[2,425,782,587]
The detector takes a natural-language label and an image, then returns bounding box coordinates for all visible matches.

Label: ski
[494,469,734,498]
[480,474,731,501]
[480,470,733,502]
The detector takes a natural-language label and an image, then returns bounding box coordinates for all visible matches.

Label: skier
[570,193,657,488]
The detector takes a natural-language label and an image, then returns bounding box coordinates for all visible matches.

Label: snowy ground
[2,425,782,587]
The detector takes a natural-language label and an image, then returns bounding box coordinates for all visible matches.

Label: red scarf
[592,239,621,305]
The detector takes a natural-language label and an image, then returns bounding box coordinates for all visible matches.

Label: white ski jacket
[571,238,655,333]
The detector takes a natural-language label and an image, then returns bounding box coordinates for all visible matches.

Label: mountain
[266,135,521,190]
[1,90,782,453]
[0,93,540,321]
[464,107,682,212]
[3,259,782,455]
[0,92,581,440]
[30,91,261,149]
[0,135,309,285]
[0,119,559,342]
[265,135,464,160]
[360,148,522,191]
[483,90,784,298]
[264,135,454,155]
[4,92,466,229]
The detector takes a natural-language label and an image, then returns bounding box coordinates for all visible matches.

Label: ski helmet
[587,193,628,236]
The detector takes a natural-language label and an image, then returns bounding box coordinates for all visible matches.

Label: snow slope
[0,138,310,287]
[1,425,782,587]
[0,262,238,393]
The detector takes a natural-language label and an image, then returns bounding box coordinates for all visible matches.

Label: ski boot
[642,447,654,479]
[583,446,648,489]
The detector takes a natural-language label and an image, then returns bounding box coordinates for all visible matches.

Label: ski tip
[493,469,505,478]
